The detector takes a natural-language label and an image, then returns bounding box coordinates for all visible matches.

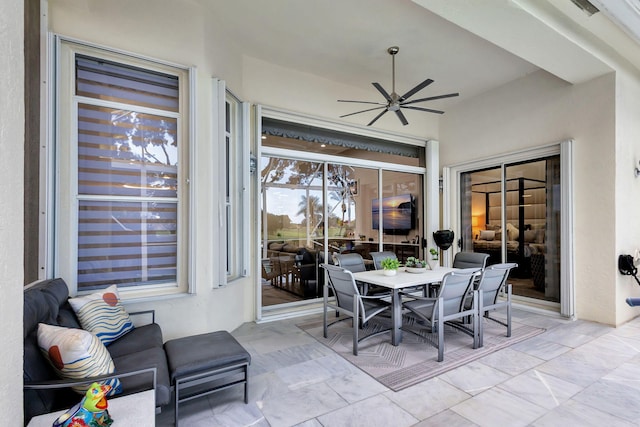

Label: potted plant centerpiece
[380,257,401,276]
[405,256,427,273]
[428,248,439,270]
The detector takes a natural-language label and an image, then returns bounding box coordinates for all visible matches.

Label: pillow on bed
[524,230,537,243]
[478,230,495,241]
[536,229,546,244]
[506,223,519,241]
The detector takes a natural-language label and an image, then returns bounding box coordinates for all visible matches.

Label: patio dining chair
[333,253,367,273]
[453,251,490,269]
[470,262,517,347]
[371,251,427,296]
[321,264,392,356]
[400,268,481,362]
[334,252,388,296]
[369,251,398,270]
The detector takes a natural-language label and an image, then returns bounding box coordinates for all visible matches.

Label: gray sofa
[23,278,171,423]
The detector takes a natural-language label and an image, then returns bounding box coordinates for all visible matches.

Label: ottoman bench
[164,331,251,426]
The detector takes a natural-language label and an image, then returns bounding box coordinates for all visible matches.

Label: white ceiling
[205,0,640,119]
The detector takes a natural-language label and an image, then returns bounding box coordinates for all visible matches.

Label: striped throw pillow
[68,285,134,346]
[37,323,121,395]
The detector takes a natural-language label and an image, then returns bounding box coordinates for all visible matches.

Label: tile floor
[156,307,640,426]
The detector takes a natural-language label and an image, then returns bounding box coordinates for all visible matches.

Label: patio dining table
[353,267,456,346]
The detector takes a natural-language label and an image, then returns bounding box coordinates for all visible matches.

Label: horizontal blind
[75,55,180,291]
[76,55,179,112]
[77,201,177,289]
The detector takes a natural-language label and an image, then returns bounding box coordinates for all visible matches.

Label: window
[224,91,248,280]
[212,80,249,286]
[54,38,192,297]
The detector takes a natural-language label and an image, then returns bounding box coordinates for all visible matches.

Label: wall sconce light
[635,160,640,178]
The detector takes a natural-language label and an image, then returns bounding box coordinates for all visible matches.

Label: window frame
[213,79,250,285]
[49,35,195,298]
[443,140,575,318]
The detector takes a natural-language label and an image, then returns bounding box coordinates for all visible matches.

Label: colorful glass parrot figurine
[52,382,113,427]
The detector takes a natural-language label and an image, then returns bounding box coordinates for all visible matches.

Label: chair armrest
[129,309,155,325]
[360,294,392,302]
[398,292,436,302]
[24,367,157,393]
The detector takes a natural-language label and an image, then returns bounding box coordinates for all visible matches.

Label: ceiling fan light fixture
[338,46,459,126]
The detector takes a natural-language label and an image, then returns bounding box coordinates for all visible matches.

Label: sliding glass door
[260,156,425,308]
[257,108,433,317]
[460,156,561,304]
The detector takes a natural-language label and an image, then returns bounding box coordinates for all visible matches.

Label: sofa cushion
[37,323,122,396]
[107,323,163,359]
[24,289,55,339]
[68,285,134,346]
[24,330,61,421]
[113,347,171,407]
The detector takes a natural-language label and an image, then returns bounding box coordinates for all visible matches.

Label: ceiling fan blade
[395,109,409,126]
[339,106,386,118]
[372,83,393,102]
[399,79,433,101]
[367,109,388,126]
[402,105,445,114]
[338,100,386,106]
[401,92,460,106]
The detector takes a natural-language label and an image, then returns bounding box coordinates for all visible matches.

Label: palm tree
[297,195,323,234]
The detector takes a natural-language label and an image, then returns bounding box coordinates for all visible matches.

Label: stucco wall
[46,0,441,337]
[615,70,640,325]
[48,0,252,339]
[440,69,618,324]
[0,0,24,421]
[45,0,631,337]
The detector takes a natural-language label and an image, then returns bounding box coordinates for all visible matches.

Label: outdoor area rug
[297,314,545,391]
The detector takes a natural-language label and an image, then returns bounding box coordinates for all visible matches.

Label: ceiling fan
[338,46,459,126]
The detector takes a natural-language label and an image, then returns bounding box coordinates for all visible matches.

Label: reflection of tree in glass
[109,110,178,197]
[261,158,322,186]
[111,110,177,165]
[328,165,355,236]
[297,195,323,234]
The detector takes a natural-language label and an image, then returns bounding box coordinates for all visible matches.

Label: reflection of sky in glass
[261,157,356,224]
[112,110,178,165]
[264,188,356,225]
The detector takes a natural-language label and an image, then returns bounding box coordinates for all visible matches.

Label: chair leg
[353,300,359,356]
[472,290,479,349]
[506,285,512,338]
[437,300,444,362]
[323,285,329,338]
[323,308,328,338]
[478,290,484,348]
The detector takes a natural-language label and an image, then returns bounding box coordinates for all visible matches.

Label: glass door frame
[255,105,437,322]
[443,140,575,318]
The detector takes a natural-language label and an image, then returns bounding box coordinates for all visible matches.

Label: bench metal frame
[173,361,249,426]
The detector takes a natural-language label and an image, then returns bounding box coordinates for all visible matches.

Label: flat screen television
[372,194,415,235]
